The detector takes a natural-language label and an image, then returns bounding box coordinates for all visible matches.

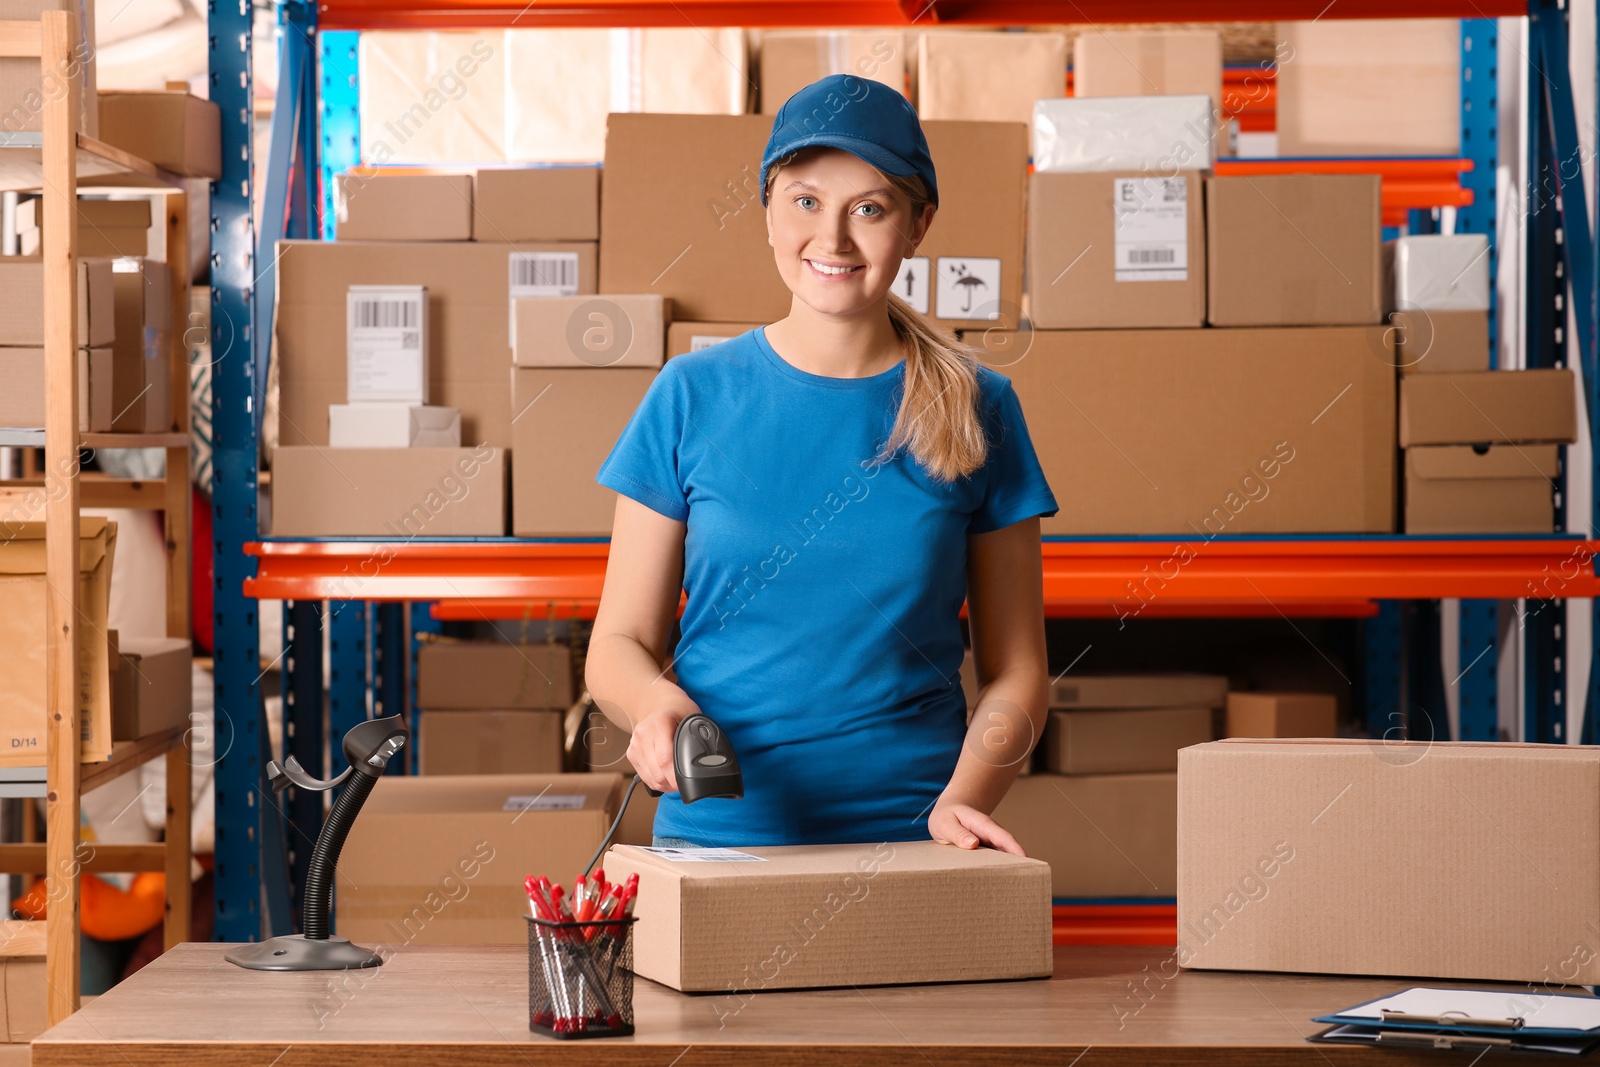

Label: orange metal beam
[1053,903,1177,948]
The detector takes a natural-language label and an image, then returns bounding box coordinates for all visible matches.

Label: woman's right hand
[628,699,699,795]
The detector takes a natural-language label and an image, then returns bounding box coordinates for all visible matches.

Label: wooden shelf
[0,131,182,194]
[0,726,185,798]
[0,430,189,449]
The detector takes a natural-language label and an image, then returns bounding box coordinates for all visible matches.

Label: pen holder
[526,915,637,1039]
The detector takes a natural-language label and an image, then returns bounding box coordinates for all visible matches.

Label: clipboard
[1311,987,1600,1057]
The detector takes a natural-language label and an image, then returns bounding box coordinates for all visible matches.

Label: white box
[1391,234,1491,312]
[1032,95,1215,174]
[347,285,428,403]
[328,404,462,448]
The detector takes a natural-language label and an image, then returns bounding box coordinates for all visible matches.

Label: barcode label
[689,334,735,351]
[638,846,767,862]
[1113,177,1189,283]
[348,286,427,403]
[509,252,582,342]
[503,794,588,812]
[353,298,419,330]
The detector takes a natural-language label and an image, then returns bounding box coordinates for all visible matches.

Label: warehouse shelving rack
[0,9,197,1025]
[210,0,1599,946]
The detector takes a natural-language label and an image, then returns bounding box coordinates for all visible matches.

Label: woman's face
[765,147,934,319]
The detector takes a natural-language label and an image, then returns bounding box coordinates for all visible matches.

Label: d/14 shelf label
[1113,176,1188,283]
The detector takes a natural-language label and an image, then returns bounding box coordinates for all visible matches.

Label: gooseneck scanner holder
[225,715,409,971]
[582,713,744,876]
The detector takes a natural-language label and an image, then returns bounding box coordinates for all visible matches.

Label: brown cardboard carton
[333,172,474,241]
[1224,692,1337,739]
[419,710,564,774]
[602,839,1052,991]
[1072,29,1224,116]
[1043,706,1213,775]
[513,294,669,368]
[110,259,172,433]
[20,198,150,259]
[0,346,114,433]
[95,90,221,178]
[1206,175,1383,327]
[0,518,115,766]
[1277,19,1459,157]
[416,640,574,710]
[1027,171,1205,329]
[0,0,97,137]
[1405,444,1557,534]
[666,321,762,358]
[0,257,114,347]
[356,32,507,164]
[760,30,908,114]
[269,446,507,537]
[1399,370,1578,447]
[110,636,191,741]
[511,367,654,536]
[1177,739,1600,982]
[0,922,46,1043]
[472,166,599,242]
[995,327,1397,534]
[993,772,1176,898]
[1049,673,1228,710]
[273,239,597,448]
[337,773,622,946]
[1393,309,1490,375]
[915,30,1066,125]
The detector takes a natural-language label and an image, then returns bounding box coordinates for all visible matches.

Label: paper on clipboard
[1336,988,1600,1032]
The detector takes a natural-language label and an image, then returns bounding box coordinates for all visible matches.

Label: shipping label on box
[347,285,427,403]
[1114,176,1189,282]
[508,250,582,340]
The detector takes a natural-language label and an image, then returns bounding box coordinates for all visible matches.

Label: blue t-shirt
[595,326,1058,847]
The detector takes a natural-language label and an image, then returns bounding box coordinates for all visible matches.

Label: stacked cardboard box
[1387,234,1492,376]
[110,258,173,434]
[415,641,575,775]
[95,89,222,178]
[109,634,192,741]
[18,197,149,259]
[760,29,908,113]
[915,30,1065,124]
[1224,692,1338,739]
[0,257,115,432]
[1072,29,1225,121]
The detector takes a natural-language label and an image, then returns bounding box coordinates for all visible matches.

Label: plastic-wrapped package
[1390,234,1491,311]
[1032,94,1214,174]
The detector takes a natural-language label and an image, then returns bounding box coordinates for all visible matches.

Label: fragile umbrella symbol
[948,262,988,313]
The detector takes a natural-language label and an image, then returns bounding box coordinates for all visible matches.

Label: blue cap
[760,74,937,208]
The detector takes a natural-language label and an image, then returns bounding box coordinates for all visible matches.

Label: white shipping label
[503,794,588,812]
[689,334,736,351]
[934,257,1000,320]
[1113,177,1188,282]
[637,846,767,862]
[508,251,583,343]
[893,256,930,314]
[348,289,425,402]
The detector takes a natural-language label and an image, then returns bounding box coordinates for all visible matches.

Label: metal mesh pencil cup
[526,914,637,1038]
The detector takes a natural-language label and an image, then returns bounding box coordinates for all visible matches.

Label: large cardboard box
[110,636,191,741]
[666,321,761,358]
[1027,171,1205,329]
[472,166,599,242]
[357,31,507,165]
[19,198,149,259]
[416,640,574,710]
[915,30,1065,125]
[1072,30,1223,116]
[600,115,1026,330]
[0,257,113,347]
[273,239,596,448]
[1206,175,1383,327]
[110,258,172,433]
[269,446,507,537]
[1224,692,1337,739]
[1050,673,1228,710]
[0,346,113,433]
[1400,370,1578,447]
[993,772,1176,898]
[0,518,115,766]
[603,840,1052,991]
[1178,739,1600,982]
[1043,707,1212,775]
[419,709,564,775]
[1277,19,1460,157]
[996,328,1397,534]
[333,172,474,241]
[95,90,221,178]
[337,773,623,946]
[513,294,669,368]
[0,0,97,137]
[1405,444,1557,534]
[511,367,654,536]
[1393,309,1490,375]
[760,29,908,114]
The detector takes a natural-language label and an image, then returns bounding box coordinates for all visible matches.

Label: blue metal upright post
[328,601,369,781]
[372,604,407,776]
[1364,601,1403,739]
[408,603,443,774]
[319,30,361,242]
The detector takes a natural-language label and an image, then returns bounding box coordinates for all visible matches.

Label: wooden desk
[32,942,1541,1065]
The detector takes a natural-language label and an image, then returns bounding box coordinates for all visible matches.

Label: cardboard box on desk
[1405,444,1558,534]
[916,30,1065,125]
[1043,707,1213,775]
[333,172,474,241]
[760,30,907,114]
[1177,739,1600,983]
[993,772,1177,898]
[511,367,655,536]
[513,294,669,368]
[1224,692,1337,739]
[0,346,114,433]
[272,239,596,448]
[1027,170,1205,329]
[110,258,172,433]
[0,0,97,137]
[1400,370,1578,447]
[337,773,623,946]
[419,709,564,775]
[416,640,574,710]
[269,446,507,537]
[1072,30,1223,117]
[602,840,1052,991]
[472,166,599,242]
[110,636,191,741]
[667,321,762,358]
[995,327,1396,535]
[0,257,114,347]
[0,519,115,766]
[1207,175,1383,327]
[96,89,221,178]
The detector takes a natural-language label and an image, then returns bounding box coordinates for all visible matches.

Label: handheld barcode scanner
[584,713,743,876]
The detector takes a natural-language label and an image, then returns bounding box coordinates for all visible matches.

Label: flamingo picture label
[893,256,930,314]
[935,257,1001,320]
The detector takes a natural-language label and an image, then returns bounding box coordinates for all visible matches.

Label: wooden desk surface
[31,942,1543,1065]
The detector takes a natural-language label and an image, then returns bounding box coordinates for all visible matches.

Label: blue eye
[796,196,817,209]
[856,202,882,217]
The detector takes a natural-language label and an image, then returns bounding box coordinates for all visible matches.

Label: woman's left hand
[928,798,1026,856]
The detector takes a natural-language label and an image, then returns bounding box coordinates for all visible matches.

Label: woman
[586,74,1058,853]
